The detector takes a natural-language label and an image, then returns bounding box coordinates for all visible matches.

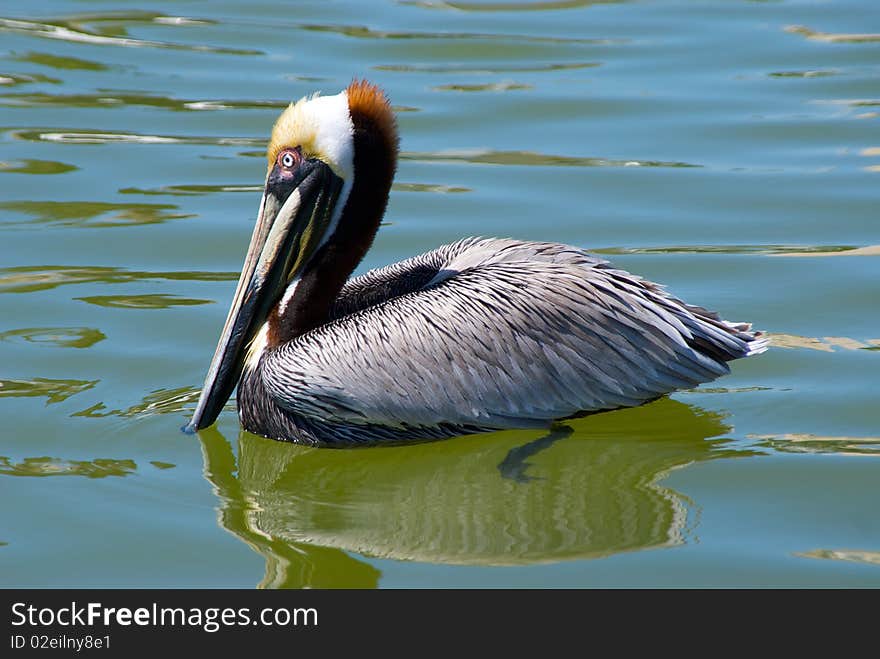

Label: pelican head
[185,80,398,432]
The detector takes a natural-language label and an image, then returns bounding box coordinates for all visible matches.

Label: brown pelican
[185,80,766,446]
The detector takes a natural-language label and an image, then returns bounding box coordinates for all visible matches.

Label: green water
[1,0,878,588]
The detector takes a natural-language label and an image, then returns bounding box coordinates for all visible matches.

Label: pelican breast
[242,237,760,444]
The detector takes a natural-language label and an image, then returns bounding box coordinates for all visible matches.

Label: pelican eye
[278,148,301,170]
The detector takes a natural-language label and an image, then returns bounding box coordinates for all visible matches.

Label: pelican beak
[184,156,344,432]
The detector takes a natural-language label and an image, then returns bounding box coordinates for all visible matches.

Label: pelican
[185,80,766,446]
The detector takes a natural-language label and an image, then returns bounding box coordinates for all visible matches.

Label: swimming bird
[185,80,766,446]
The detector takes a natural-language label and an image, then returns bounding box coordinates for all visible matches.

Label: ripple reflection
[798,549,880,565]
[11,50,109,71]
[377,62,598,74]
[0,92,288,112]
[301,23,615,44]
[4,127,266,147]
[402,148,699,168]
[0,266,236,295]
[403,0,630,12]
[752,433,880,456]
[432,82,532,92]
[0,377,97,404]
[73,386,214,419]
[0,327,105,349]
[0,456,137,478]
[785,25,880,44]
[0,200,194,228]
[0,159,77,175]
[0,15,260,55]
[75,294,212,309]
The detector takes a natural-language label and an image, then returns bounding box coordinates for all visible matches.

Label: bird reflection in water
[195,398,753,588]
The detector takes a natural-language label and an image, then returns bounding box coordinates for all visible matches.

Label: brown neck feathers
[267,81,399,347]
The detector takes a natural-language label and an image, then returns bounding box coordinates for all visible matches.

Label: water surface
[1,0,878,587]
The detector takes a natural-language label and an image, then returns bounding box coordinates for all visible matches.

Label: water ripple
[0,327,105,349]
[798,549,880,565]
[4,127,266,147]
[401,148,699,168]
[0,92,289,112]
[393,182,471,193]
[753,433,880,457]
[0,159,77,175]
[376,62,598,74]
[592,244,874,256]
[302,22,618,44]
[768,334,880,353]
[0,266,236,294]
[432,82,532,92]
[767,70,839,79]
[785,25,880,44]
[402,0,629,12]
[0,15,261,55]
[772,244,880,257]
[809,98,879,120]
[0,200,194,228]
[0,71,60,86]
[11,50,109,71]
[74,386,208,419]
[75,386,236,420]
[119,183,261,196]
[75,294,212,309]
[0,377,97,403]
[0,456,138,478]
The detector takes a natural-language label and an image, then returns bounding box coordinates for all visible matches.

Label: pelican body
[185,81,766,446]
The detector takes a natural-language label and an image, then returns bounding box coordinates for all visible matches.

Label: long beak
[184,159,343,433]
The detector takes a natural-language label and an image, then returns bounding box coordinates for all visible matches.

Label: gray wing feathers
[262,238,762,430]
